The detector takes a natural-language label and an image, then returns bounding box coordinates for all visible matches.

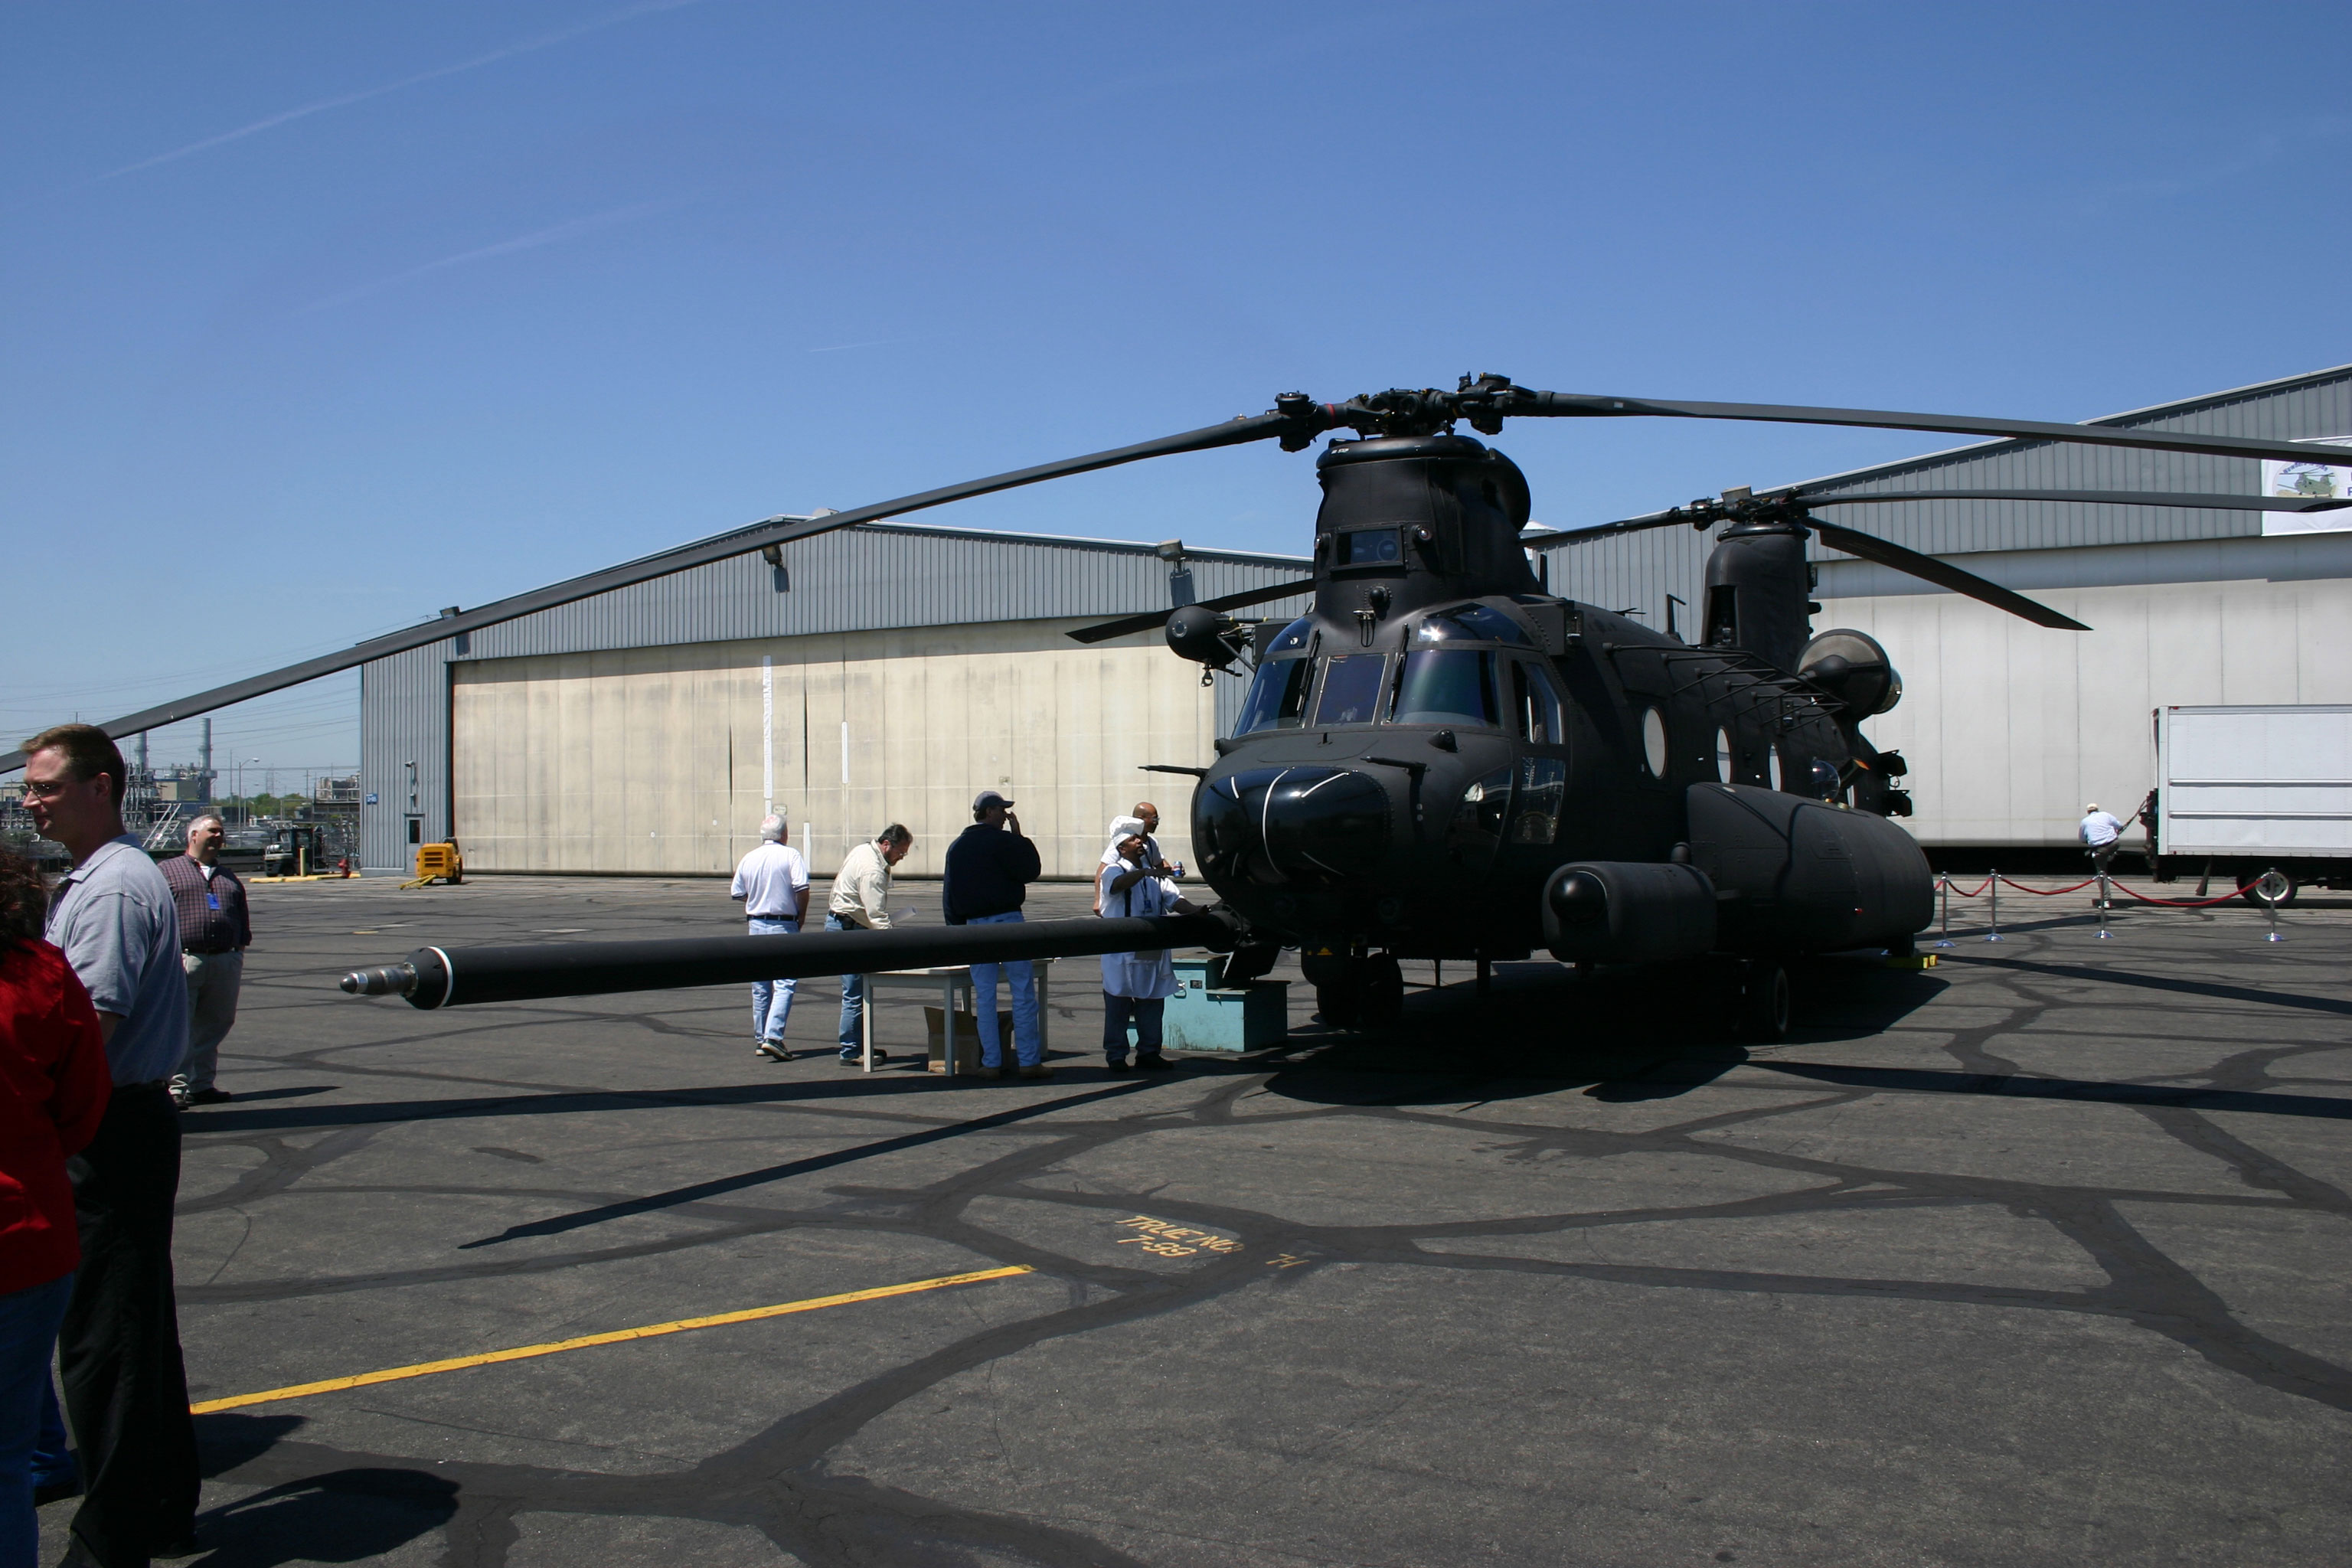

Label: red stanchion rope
[1936,874,2269,909]
[1995,876,2097,896]
[2110,880,2268,909]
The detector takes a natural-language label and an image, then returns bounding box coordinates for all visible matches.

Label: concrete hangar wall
[1534,363,2352,851]
[358,522,1310,879]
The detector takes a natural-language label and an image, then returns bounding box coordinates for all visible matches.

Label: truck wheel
[2244,868,2298,908]
[1313,982,1361,1029]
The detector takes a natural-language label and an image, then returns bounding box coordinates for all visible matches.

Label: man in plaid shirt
[158,815,249,1106]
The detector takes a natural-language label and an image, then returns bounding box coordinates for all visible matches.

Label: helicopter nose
[1197,766,1391,886]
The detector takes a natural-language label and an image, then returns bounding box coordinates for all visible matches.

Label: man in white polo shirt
[730,814,810,1061]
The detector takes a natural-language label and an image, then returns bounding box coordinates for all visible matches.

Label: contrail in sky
[294,199,683,313]
[96,0,704,182]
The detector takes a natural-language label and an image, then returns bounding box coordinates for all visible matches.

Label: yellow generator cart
[404,841,465,889]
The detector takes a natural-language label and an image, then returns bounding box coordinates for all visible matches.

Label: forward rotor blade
[1538,511,1687,545]
[1795,488,2352,514]
[1064,578,1318,645]
[1508,389,2351,468]
[1808,519,2089,632]
[0,411,1297,773]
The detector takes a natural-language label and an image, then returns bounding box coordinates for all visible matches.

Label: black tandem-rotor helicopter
[308,374,2352,1035]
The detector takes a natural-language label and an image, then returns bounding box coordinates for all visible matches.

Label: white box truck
[2152,704,2352,905]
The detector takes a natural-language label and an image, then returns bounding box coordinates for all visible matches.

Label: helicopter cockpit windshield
[1387,603,1530,728]
[1413,603,1531,645]
[1391,649,1499,728]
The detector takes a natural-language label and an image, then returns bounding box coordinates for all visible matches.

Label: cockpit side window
[1391,649,1500,728]
[1236,656,1312,734]
[1513,659,1567,745]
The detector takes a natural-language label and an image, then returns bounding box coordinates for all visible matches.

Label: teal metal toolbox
[1152,955,1291,1053]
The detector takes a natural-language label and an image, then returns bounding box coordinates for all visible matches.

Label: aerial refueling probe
[340,910,1242,1009]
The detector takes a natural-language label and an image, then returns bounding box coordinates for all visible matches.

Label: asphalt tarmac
[55,872,2350,1566]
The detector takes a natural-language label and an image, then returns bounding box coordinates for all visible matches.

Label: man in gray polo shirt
[23,724,200,1566]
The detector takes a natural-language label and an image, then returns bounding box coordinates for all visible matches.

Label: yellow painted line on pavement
[191,1265,1033,1414]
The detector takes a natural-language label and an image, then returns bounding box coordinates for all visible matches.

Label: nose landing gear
[1303,949,1406,1031]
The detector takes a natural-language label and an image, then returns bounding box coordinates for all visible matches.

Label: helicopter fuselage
[1179,433,1930,976]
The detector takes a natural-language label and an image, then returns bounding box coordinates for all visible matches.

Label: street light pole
[234,757,261,823]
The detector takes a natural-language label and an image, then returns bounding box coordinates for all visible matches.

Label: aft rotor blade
[1506,389,2352,468]
[1808,518,2089,632]
[1064,578,1318,645]
[0,410,1300,773]
[1795,488,2352,514]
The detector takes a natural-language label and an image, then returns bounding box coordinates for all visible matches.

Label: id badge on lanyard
[207,893,220,910]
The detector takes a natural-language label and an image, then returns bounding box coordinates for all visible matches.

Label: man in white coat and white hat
[1096,830,1204,1073]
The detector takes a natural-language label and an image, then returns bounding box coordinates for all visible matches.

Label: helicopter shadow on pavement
[1257,953,1947,1109]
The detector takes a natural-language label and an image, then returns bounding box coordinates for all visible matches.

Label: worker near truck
[2080,802,2125,903]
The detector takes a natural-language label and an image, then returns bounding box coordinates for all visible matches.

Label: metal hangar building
[1531,361,2352,854]
[356,361,2352,874]
[358,521,1308,877]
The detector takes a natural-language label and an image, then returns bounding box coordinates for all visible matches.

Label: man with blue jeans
[943,791,1045,1080]
[731,815,810,1060]
[827,825,912,1065]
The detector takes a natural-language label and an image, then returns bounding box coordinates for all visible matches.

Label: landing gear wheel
[1313,982,1361,1029]
[1358,954,1405,1030]
[2244,868,2298,908]
[1736,962,1792,1041]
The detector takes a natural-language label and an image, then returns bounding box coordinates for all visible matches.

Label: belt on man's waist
[183,945,238,956]
[746,916,799,923]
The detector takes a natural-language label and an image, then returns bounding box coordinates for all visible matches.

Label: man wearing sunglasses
[21,724,200,1565]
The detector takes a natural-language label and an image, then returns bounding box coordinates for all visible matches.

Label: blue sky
[7,1,2349,777]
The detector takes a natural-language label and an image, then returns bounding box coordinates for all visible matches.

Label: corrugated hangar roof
[437,518,1311,665]
[1536,362,2352,620]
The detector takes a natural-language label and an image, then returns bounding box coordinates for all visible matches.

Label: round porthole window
[1767,746,1784,792]
[1641,707,1668,777]
[1715,728,1734,783]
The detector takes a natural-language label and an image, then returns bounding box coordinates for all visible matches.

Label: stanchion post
[2264,887,2285,944]
[1932,874,1954,949]
[1984,867,2004,942]
[2096,870,2113,939]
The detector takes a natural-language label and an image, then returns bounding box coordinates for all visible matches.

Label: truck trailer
[2151,704,2352,906]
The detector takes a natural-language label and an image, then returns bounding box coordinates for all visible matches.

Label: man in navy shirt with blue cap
[942,790,1045,1080]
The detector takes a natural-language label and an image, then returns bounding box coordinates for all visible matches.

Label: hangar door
[450,620,1214,879]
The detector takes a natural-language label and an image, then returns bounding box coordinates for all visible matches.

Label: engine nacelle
[1799,629,1902,716]
[1166,604,1243,671]
[1542,861,1719,964]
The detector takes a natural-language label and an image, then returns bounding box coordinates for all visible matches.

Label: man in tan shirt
[826,825,911,1063]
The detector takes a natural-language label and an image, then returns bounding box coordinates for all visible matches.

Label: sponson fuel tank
[1684,784,1934,953]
